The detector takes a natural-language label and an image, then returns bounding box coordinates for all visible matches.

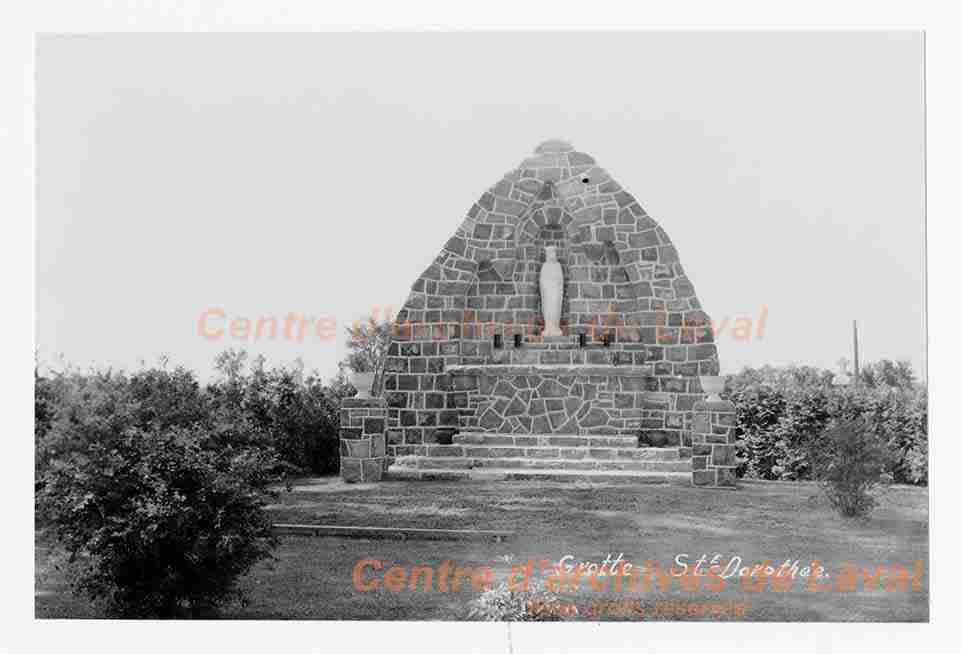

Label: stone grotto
[339,139,737,489]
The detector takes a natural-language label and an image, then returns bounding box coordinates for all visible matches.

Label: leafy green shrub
[875,386,928,485]
[36,352,347,486]
[808,418,893,517]
[36,365,210,481]
[207,352,343,474]
[726,366,834,480]
[34,361,56,450]
[859,359,917,389]
[40,424,281,617]
[726,362,927,486]
[35,361,294,616]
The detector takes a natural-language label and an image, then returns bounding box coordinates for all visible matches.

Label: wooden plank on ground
[272,523,514,542]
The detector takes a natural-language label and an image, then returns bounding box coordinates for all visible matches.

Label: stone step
[393,455,690,473]
[413,444,679,461]
[452,433,640,448]
[387,466,691,484]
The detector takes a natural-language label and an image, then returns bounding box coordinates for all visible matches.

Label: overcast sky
[35,31,924,381]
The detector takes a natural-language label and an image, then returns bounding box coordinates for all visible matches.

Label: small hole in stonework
[581,177,590,184]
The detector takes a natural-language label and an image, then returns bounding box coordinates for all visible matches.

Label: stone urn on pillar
[347,356,377,399]
[540,246,564,337]
[350,372,376,399]
[699,375,726,402]
[699,355,725,401]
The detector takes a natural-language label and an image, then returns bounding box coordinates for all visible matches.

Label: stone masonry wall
[690,399,737,489]
[382,140,719,457]
[339,398,388,483]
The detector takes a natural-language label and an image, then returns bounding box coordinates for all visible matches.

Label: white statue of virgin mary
[540,246,564,337]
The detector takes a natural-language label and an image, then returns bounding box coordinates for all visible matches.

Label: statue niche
[539,246,564,336]
[514,214,574,337]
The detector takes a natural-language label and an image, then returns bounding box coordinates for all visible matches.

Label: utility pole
[852,320,860,385]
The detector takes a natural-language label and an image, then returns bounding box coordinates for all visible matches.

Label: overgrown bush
[33,355,355,616]
[34,349,362,616]
[36,352,348,490]
[808,418,893,517]
[726,366,833,480]
[41,424,281,617]
[874,386,928,485]
[36,365,208,488]
[726,362,927,485]
[207,351,344,474]
[36,363,287,617]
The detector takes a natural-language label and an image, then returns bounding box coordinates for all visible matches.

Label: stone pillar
[690,399,737,489]
[340,397,387,483]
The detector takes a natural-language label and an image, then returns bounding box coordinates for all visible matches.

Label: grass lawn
[35,477,928,621]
